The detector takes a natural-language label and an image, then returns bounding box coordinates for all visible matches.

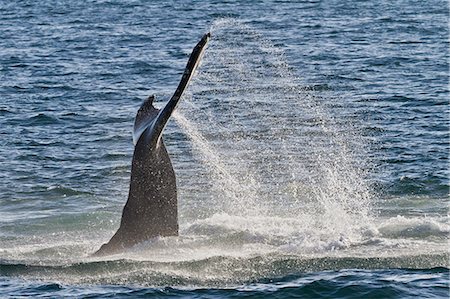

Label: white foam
[377,215,449,238]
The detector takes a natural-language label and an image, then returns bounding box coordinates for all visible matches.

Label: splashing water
[174,18,375,249]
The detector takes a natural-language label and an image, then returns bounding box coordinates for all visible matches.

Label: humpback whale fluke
[94,33,210,256]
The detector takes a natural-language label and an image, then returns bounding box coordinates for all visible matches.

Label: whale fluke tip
[203,32,211,42]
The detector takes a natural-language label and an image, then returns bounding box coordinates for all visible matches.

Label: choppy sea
[0,0,449,298]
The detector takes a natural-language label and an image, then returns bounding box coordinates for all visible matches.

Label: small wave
[0,108,14,115]
[1,254,448,287]
[382,95,414,103]
[43,185,92,197]
[12,85,29,90]
[26,113,60,126]
[378,216,449,239]
[302,84,332,91]
[387,175,449,197]
[100,153,129,161]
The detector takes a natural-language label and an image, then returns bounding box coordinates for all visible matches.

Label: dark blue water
[1,268,449,298]
[0,0,448,298]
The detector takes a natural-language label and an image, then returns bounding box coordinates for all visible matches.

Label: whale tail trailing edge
[132,32,210,148]
[147,32,210,147]
[94,33,210,256]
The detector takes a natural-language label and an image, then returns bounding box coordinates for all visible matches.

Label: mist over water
[174,18,375,251]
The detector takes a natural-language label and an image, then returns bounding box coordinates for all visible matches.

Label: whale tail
[134,32,210,148]
[94,33,210,257]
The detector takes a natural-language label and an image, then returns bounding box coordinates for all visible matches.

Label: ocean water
[0,0,449,298]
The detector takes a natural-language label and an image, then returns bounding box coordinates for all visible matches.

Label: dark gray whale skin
[94,33,210,256]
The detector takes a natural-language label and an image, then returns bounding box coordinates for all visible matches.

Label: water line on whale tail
[173,18,376,246]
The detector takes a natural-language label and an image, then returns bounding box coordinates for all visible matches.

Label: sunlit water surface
[0,1,448,298]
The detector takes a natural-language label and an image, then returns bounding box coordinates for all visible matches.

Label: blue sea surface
[0,0,449,298]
